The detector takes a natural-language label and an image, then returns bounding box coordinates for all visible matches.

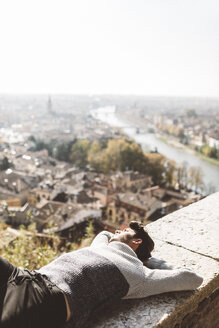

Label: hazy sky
[0,0,218,96]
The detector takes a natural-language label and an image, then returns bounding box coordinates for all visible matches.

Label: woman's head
[110,220,154,261]
[129,221,154,261]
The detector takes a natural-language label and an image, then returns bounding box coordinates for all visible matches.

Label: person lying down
[0,221,203,328]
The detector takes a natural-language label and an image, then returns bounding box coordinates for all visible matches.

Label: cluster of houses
[0,142,201,243]
[154,113,219,149]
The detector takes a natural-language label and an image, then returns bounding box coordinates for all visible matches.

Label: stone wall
[91,192,219,328]
[177,284,219,328]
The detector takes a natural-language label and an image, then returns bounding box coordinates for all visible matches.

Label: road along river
[91,106,219,193]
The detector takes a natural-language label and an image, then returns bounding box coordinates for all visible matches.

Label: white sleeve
[134,266,203,299]
[144,257,175,270]
[90,231,114,247]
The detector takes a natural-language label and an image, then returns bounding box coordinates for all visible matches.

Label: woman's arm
[144,257,175,270]
[134,264,203,299]
[90,231,114,247]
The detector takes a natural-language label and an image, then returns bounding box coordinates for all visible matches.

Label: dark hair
[129,221,154,261]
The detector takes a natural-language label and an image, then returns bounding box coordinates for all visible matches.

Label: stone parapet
[91,192,219,328]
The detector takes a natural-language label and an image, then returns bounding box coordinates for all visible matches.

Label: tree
[185,109,197,118]
[69,139,90,168]
[189,166,204,193]
[164,159,176,188]
[87,141,104,171]
[176,161,189,190]
[144,153,166,185]
[34,140,48,151]
[0,156,12,171]
[28,135,36,143]
[181,161,189,189]
[177,128,185,139]
[101,139,123,172]
[54,140,76,162]
[98,138,148,173]
[120,140,147,172]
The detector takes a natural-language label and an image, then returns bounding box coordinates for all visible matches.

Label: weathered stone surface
[180,287,219,328]
[147,192,219,260]
[197,297,209,312]
[90,291,191,328]
[91,193,219,328]
[210,287,219,301]
[148,239,218,286]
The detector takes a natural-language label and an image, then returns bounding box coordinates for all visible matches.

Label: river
[91,106,219,193]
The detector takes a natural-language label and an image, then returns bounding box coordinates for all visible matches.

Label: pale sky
[0,0,218,97]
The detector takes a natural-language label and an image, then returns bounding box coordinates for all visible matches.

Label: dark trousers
[0,257,67,328]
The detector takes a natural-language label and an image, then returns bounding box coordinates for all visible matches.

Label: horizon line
[0,92,219,99]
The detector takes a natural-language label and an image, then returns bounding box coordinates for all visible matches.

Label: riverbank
[116,112,219,168]
[194,150,219,167]
[156,134,219,168]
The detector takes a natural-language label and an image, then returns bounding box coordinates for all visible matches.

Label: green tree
[120,141,147,172]
[96,138,147,173]
[164,159,176,187]
[144,153,166,185]
[34,140,48,151]
[54,140,74,162]
[0,156,12,171]
[185,109,197,118]
[69,139,90,168]
[87,141,103,171]
[28,135,36,142]
[101,139,122,172]
[203,145,212,157]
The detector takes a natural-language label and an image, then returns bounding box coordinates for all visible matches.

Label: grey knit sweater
[37,231,203,328]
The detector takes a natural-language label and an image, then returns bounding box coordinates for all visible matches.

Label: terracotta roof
[117,192,158,211]
[58,209,102,231]
[152,188,166,199]
[209,130,219,140]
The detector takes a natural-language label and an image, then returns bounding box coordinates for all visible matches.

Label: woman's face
[109,227,137,244]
